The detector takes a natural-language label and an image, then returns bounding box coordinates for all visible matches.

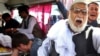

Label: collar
[68,24,77,34]
[24,16,29,21]
[68,24,89,35]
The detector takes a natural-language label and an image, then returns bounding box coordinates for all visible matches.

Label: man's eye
[82,10,87,15]
[74,9,80,14]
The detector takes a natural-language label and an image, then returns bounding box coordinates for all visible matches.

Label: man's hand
[11,48,19,56]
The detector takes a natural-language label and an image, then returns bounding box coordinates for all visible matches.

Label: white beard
[68,15,88,33]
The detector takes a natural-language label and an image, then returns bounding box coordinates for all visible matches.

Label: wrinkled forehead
[71,2,87,10]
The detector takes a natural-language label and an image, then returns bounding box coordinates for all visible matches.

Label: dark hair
[88,2,99,7]
[17,5,29,14]
[2,13,11,20]
[12,33,30,48]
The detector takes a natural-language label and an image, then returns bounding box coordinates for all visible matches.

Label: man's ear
[19,43,24,47]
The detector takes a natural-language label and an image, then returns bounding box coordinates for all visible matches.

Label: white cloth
[92,27,100,53]
[0,33,12,48]
[38,19,76,56]
[38,19,100,56]
[17,16,36,39]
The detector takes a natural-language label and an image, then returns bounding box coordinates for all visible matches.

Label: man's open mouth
[76,20,82,24]
[90,14,96,17]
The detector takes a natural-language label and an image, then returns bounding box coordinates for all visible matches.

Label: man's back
[4,19,20,29]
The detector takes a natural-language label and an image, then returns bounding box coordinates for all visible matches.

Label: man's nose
[78,12,84,17]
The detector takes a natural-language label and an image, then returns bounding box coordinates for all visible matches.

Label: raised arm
[56,0,68,19]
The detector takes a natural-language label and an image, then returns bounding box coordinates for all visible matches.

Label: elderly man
[38,2,100,56]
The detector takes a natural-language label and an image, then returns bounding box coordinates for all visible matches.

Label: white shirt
[17,16,36,39]
[38,19,100,56]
